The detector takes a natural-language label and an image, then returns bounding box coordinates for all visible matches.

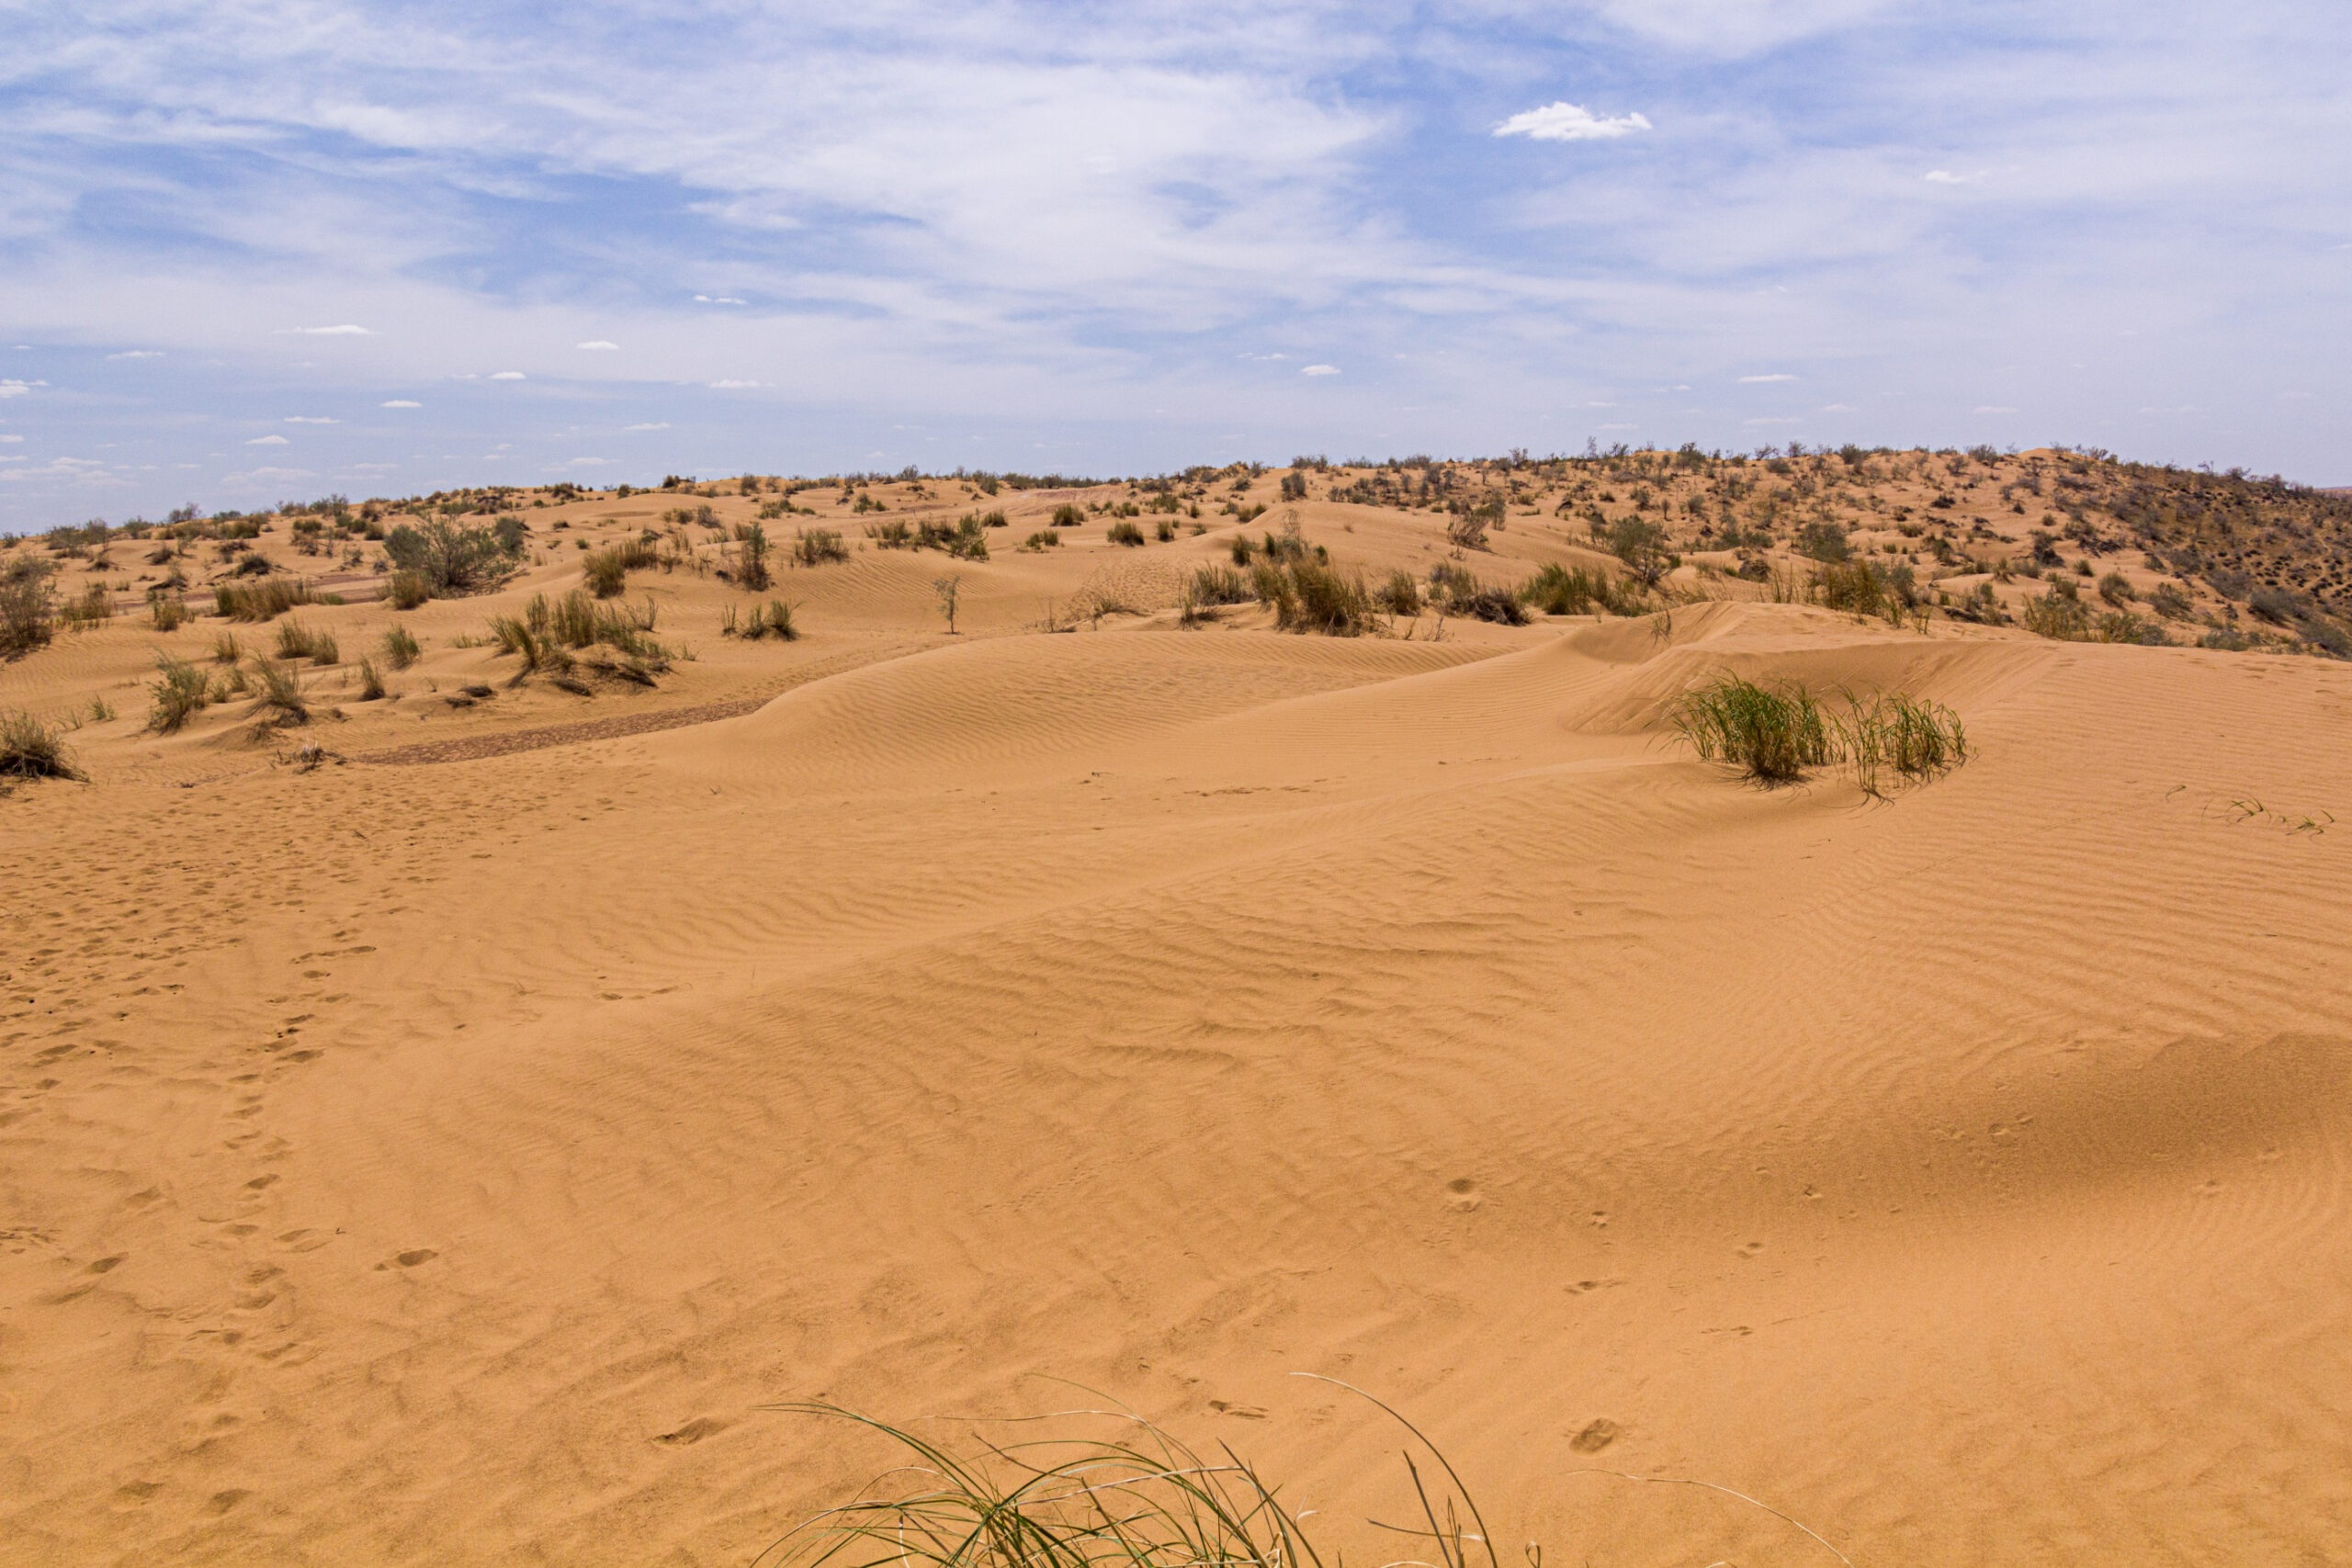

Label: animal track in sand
[1445,1177,1481,1212]
[652,1417,728,1446]
[1571,1418,1621,1452]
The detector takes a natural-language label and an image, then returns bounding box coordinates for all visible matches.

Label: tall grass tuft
[217,577,313,622]
[148,655,212,734]
[1672,675,1832,784]
[247,660,310,728]
[2,708,85,782]
[149,591,189,632]
[721,600,799,640]
[1250,557,1374,635]
[1,561,57,658]
[1675,673,1969,793]
[381,625,421,669]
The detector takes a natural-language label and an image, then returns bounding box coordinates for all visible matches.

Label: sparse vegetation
[1674,673,1967,793]
[383,519,525,599]
[356,656,387,701]
[1179,565,1252,624]
[381,625,421,669]
[147,655,212,734]
[148,591,189,632]
[217,577,314,622]
[1,708,84,784]
[583,536,660,597]
[721,600,799,640]
[1251,557,1374,635]
[1106,520,1147,547]
[0,559,55,658]
[792,527,850,566]
[247,660,311,729]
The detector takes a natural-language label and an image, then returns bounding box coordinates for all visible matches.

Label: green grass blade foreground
[1672,673,1967,793]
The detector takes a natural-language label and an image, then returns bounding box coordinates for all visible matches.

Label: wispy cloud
[707,379,766,389]
[245,434,289,445]
[1739,374,1798,383]
[284,416,339,424]
[489,370,526,380]
[1493,102,1652,142]
[1301,364,1340,376]
[577,340,619,350]
[1926,169,1989,185]
[380,400,421,408]
[280,325,374,336]
[107,350,164,360]
[1973,405,2018,413]
[0,380,43,399]
[624,422,670,431]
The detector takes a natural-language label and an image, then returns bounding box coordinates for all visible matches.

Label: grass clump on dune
[1,708,85,784]
[1251,557,1374,635]
[247,660,311,729]
[721,600,798,640]
[147,655,212,734]
[1520,561,1643,617]
[380,625,421,669]
[1674,672,1967,793]
[1673,675,1831,784]
[216,577,313,622]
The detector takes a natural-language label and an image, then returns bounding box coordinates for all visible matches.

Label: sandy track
[3,605,2348,1566]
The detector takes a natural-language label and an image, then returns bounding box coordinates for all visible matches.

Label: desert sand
[3,457,2348,1565]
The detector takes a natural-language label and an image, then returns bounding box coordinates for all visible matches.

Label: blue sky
[2,0,2346,527]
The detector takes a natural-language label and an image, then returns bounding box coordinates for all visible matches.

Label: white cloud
[1739,373,1798,383]
[624,422,670,431]
[107,349,164,359]
[0,380,42,398]
[707,378,766,389]
[280,324,374,336]
[577,340,619,350]
[380,400,421,408]
[489,370,526,380]
[284,415,339,423]
[1744,416,1800,425]
[0,434,21,443]
[1820,403,1857,412]
[1301,364,1340,376]
[1926,169,1988,185]
[221,466,316,485]
[561,457,614,467]
[1493,102,1652,143]
[246,434,289,445]
[694,295,748,306]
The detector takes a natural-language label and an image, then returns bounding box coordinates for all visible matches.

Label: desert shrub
[2096,610,2166,646]
[1022,530,1061,551]
[1179,565,1251,624]
[1,708,84,783]
[213,632,243,663]
[1520,561,1611,615]
[865,519,914,549]
[380,626,420,669]
[1602,516,1673,583]
[733,522,774,591]
[2097,570,2136,606]
[383,519,522,596]
[2021,582,2095,641]
[720,600,799,640]
[582,550,628,596]
[1461,587,1528,625]
[2299,615,2352,658]
[0,560,55,657]
[356,657,386,700]
[1375,569,1422,615]
[57,580,115,627]
[2248,586,2301,624]
[1797,520,1851,562]
[1813,559,1894,619]
[386,570,431,610]
[1227,534,1255,566]
[1156,518,1177,542]
[1254,557,1373,636]
[274,620,321,660]
[148,591,188,631]
[1106,520,1146,547]
[1673,675,1832,783]
[914,516,989,559]
[979,510,1008,528]
[248,660,310,728]
[1050,503,1084,527]
[2148,581,2192,619]
[147,656,212,734]
[792,527,849,566]
[217,578,313,622]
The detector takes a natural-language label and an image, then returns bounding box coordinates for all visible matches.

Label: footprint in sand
[653,1416,728,1446]
[1571,1418,1621,1453]
[1446,1178,1482,1212]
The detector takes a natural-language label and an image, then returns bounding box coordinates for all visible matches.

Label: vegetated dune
[3,525,2349,1567]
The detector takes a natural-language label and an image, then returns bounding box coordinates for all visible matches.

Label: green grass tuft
[1,707,85,782]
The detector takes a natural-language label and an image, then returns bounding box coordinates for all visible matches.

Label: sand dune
[5,502,2350,1565]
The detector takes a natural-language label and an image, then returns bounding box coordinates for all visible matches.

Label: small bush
[147,655,212,734]
[1050,503,1084,527]
[274,620,321,660]
[865,520,915,549]
[381,625,421,669]
[386,570,431,610]
[733,522,773,592]
[2021,583,2095,641]
[213,632,243,664]
[1838,691,1969,797]
[0,561,55,657]
[58,580,116,627]
[217,578,314,622]
[383,519,522,596]
[1022,530,1061,551]
[1460,587,1528,625]
[2097,570,2135,606]
[792,528,849,566]
[1520,561,1602,615]
[1254,557,1374,636]
[356,657,386,700]
[1179,565,1251,624]
[149,592,189,632]
[2148,581,2192,619]
[248,660,310,728]
[1106,520,1146,547]
[721,600,798,640]
[914,516,989,559]
[1672,675,1831,783]
[1375,569,1422,615]
[2248,586,2301,625]
[1,708,84,783]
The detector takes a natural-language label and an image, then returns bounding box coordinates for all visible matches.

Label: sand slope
[4,600,2349,1565]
